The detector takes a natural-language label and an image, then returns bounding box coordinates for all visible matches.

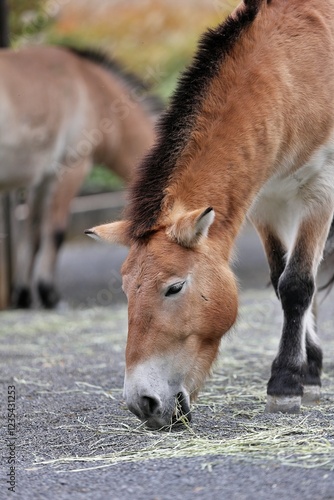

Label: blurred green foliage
[81,166,124,194]
[8,0,50,44]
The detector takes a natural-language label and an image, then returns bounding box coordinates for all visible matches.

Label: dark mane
[66,46,163,116]
[126,0,268,239]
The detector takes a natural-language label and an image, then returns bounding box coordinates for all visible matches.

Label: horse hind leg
[305,217,334,402]
[34,158,92,308]
[301,303,322,405]
[35,226,64,309]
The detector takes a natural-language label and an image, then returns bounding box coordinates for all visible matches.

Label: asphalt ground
[1,224,333,500]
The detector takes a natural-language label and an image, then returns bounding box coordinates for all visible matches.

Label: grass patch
[32,417,334,473]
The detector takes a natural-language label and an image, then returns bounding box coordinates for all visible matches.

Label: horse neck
[163,89,281,260]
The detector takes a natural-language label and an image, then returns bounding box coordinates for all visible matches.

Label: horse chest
[248,141,334,247]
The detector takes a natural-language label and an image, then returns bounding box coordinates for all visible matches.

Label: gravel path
[1,284,333,499]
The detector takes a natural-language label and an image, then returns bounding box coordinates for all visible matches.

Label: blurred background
[11,1,236,97]
[9,0,239,193]
[1,0,271,310]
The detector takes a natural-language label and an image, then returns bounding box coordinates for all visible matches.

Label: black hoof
[11,286,32,309]
[38,282,60,309]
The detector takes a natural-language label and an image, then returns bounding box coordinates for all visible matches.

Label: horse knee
[278,270,315,316]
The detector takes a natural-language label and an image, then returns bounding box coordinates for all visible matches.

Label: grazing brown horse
[87,0,334,428]
[0,45,161,308]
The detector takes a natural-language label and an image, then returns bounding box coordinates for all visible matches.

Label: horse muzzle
[126,390,191,430]
[124,355,193,429]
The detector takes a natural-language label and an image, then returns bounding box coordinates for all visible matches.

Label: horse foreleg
[12,178,52,308]
[255,211,332,413]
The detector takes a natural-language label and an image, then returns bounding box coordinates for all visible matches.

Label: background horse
[0,45,161,308]
[87,0,334,428]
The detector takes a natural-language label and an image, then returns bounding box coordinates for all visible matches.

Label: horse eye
[165,281,185,297]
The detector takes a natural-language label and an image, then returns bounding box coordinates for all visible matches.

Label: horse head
[86,207,238,428]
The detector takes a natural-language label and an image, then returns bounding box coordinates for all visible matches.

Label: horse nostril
[127,403,142,420]
[140,395,160,416]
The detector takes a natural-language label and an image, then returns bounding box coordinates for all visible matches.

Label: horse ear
[168,207,215,248]
[85,221,131,247]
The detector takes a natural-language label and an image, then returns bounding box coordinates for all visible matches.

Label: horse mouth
[138,392,192,430]
[171,392,192,427]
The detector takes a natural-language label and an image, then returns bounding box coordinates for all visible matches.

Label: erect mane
[65,46,163,116]
[126,0,268,240]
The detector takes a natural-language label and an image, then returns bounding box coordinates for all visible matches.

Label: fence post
[0,0,11,310]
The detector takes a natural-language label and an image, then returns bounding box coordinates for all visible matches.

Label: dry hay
[1,290,333,473]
